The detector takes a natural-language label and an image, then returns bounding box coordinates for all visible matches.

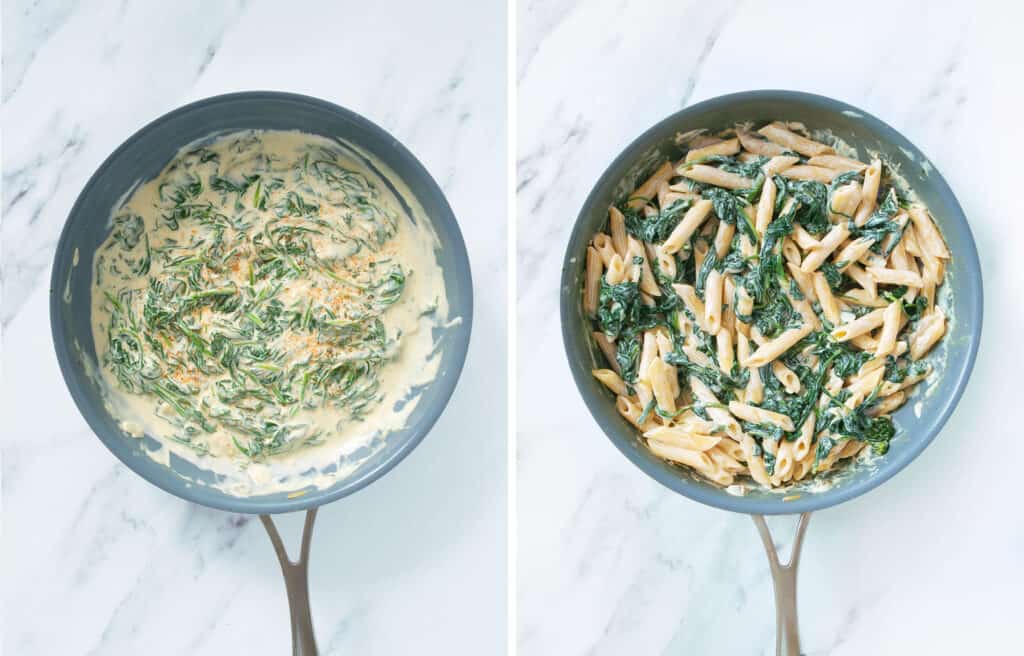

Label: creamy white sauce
[89,130,450,496]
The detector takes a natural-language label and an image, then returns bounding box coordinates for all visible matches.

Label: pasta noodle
[585,120,951,490]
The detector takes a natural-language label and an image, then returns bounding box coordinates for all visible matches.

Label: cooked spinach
[703,187,759,243]
[623,199,692,243]
[97,134,408,460]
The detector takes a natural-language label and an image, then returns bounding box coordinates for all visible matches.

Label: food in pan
[91,130,448,491]
[584,121,950,489]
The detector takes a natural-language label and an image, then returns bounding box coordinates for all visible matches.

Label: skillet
[560,90,982,654]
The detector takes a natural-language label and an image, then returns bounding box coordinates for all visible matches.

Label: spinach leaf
[850,188,904,255]
[883,356,928,383]
[695,248,718,297]
[819,262,844,292]
[703,187,759,244]
[623,200,692,243]
[596,280,640,339]
[788,180,831,234]
[615,335,641,384]
[816,386,896,455]
[664,344,748,400]
[827,170,861,194]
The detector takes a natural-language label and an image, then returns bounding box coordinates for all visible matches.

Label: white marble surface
[2,1,506,654]
[518,1,1023,654]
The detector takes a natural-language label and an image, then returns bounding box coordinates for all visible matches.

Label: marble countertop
[517,1,1022,654]
[2,1,506,654]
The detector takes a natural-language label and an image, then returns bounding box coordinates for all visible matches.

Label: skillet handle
[260,509,320,656]
[751,512,812,656]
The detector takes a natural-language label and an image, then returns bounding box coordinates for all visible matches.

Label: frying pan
[50,92,473,655]
[561,90,982,655]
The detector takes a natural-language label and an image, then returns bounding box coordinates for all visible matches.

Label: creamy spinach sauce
[91,130,448,494]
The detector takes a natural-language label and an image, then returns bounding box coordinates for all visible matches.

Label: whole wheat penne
[763,154,801,175]
[662,199,714,254]
[737,129,789,157]
[608,206,629,257]
[644,426,722,451]
[910,307,946,360]
[593,369,628,396]
[853,159,881,226]
[584,246,603,317]
[755,175,777,238]
[772,361,801,394]
[831,307,886,342]
[679,164,755,190]
[807,154,867,172]
[617,396,658,432]
[780,164,838,183]
[866,266,924,288]
[716,328,734,374]
[845,262,877,299]
[704,269,724,334]
[728,401,796,432]
[813,272,841,326]
[627,161,674,210]
[592,233,617,266]
[648,440,713,470]
[800,224,850,272]
[874,301,902,358]
[908,206,950,259]
[685,137,740,162]
[745,324,814,367]
[834,237,874,271]
[758,122,833,156]
[648,357,677,414]
[593,332,620,374]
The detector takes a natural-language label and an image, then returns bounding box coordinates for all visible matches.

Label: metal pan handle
[261,509,320,656]
[751,512,812,656]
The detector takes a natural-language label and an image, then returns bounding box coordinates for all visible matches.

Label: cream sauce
[89,130,449,496]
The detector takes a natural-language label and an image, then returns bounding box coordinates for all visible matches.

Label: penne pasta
[813,271,841,326]
[674,283,711,333]
[853,159,881,226]
[679,164,756,190]
[763,154,801,175]
[910,307,946,360]
[662,199,714,254]
[755,174,777,238]
[584,123,951,490]
[685,137,740,162]
[592,369,628,396]
[772,361,801,394]
[592,233,617,266]
[647,357,677,414]
[644,426,722,451]
[874,301,902,358]
[780,164,838,183]
[745,324,814,367]
[757,122,834,157]
[608,206,629,257]
[807,154,867,172]
[801,224,850,272]
[584,246,603,318]
[831,307,886,342]
[908,206,950,259]
[704,270,724,335]
[866,266,924,288]
[737,129,789,157]
[627,162,674,210]
[593,332,621,375]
